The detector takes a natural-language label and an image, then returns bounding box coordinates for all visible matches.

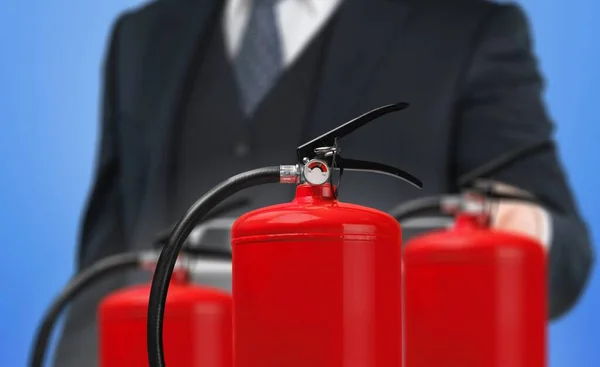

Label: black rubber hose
[147,167,282,367]
[29,251,146,367]
[388,196,447,222]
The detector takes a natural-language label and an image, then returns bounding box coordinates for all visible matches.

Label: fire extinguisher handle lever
[335,156,423,189]
[453,138,565,213]
[456,139,555,188]
[296,102,410,163]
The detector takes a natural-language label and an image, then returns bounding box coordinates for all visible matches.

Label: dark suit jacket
[53,0,593,365]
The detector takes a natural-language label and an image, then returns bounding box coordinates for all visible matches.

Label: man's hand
[485,182,551,250]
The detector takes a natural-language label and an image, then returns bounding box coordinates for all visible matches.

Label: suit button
[234,142,250,157]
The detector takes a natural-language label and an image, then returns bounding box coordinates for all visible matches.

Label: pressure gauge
[302,159,331,185]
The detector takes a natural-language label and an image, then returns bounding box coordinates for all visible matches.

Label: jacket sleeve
[453,3,594,320]
[52,14,131,367]
[76,12,129,271]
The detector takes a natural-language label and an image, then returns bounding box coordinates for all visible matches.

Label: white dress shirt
[222,0,552,248]
[224,0,343,67]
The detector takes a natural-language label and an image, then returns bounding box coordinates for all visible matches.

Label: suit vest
[168,16,336,224]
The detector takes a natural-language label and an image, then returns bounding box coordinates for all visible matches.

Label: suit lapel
[134,0,223,240]
[309,0,411,139]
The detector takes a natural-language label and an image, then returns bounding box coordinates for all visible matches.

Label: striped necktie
[233,0,284,116]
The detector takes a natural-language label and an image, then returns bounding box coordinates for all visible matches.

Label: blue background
[0,0,598,366]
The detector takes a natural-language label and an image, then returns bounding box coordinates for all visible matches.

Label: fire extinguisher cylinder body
[404,214,547,367]
[99,271,232,367]
[231,183,403,367]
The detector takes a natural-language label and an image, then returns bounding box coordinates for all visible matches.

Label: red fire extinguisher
[99,257,233,367]
[29,199,243,367]
[146,102,423,367]
[390,140,555,367]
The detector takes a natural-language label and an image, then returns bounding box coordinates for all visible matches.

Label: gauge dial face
[303,160,330,185]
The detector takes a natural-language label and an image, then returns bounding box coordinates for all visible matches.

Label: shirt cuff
[539,207,553,249]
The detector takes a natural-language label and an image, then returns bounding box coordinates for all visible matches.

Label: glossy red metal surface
[404,214,547,367]
[99,272,232,367]
[231,183,403,367]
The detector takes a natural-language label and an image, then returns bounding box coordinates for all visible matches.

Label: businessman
[53,0,593,365]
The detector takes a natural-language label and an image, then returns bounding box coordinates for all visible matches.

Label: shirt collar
[230,0,338,14]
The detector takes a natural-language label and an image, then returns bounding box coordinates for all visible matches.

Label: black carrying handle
[456,139,563,213]
[297,102,422,190]
[457,140,555,188]
[296,102,409,162]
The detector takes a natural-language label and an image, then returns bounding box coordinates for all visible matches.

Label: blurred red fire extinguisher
[389,140,556,367]
[98,255,232,367]
[29,199,246,367]
[145,102,423,367]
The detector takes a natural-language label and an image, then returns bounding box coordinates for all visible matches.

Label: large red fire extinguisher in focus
[231,182,408,367]
[145,102,423,367]
[391,140,555,367]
